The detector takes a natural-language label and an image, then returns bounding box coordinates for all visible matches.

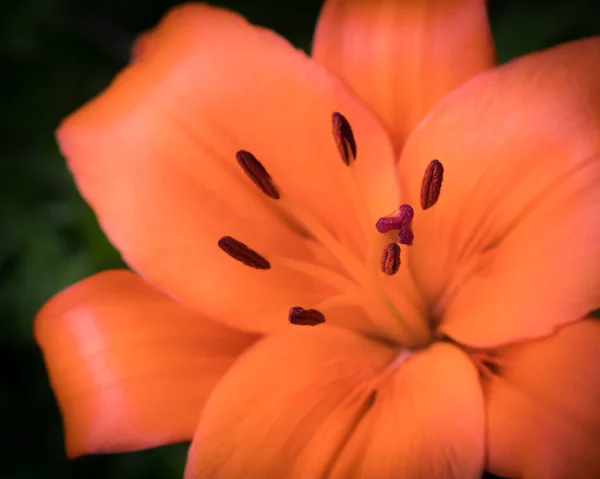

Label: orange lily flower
[35,1,600,478]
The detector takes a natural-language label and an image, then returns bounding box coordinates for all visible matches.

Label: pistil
[375,204,414,245]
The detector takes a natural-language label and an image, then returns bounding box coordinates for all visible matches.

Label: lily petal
[58,3,399,334]
[130,30,152,62]
[397,37,600,348]
[184,327,483,479]
[34,270,257,457]
[329,342,484,479]
[312,0,495,152]
[485,319,600,478]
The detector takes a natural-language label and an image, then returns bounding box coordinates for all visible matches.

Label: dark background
[2,0,600,477]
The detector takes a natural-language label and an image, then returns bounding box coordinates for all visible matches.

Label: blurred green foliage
[1,0,599,477]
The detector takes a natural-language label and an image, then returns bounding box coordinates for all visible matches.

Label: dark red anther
[420,159,444,210]
[218,236,271,270]
[380,243,401,275]
[331,112,357,166]
[288,306,325,326]
[235,150,280,200]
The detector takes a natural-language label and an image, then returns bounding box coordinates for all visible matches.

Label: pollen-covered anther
[217,236,271,269]
[420,159,444,210]
[288,306,325,326]
[380,243,401,275]
[235,150,280,200]
[375,204,415,245]
[331,112,357,166]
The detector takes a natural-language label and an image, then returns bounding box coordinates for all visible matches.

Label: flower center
[216,112,444,348]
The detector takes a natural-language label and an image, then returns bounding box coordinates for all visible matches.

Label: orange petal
[58,3,398,334]
[485,319,600,478]
[34,270,258,458]
[184,326,394,479]
[329,342,484,479]
[130,30,152,62]
[184,327,483,478]
[397,37,600,347]
[312,0,495,152]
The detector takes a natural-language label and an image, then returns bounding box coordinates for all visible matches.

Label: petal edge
[35,270,257,457]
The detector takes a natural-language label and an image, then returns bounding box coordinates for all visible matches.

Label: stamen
[217,236,270,269]
[375,204,414,245]
[332,112,376,258]
[331,112,357,166]
[288,306,325,326]
[380,243,401,275]
[235,150,280,200]
[420,159,444,210]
